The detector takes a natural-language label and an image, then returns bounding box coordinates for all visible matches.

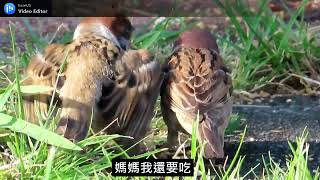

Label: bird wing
[54,34,121,141]
[23,34,122,143]
[164,47,231,113]
[23,44,67,123]
[95,49,163,144]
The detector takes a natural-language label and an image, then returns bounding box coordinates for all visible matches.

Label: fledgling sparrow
[160,29,233,159]
[23,17,163,155]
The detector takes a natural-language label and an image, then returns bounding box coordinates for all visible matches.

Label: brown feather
[94,49,163,153]
[161,29,232,159]
[23,44,66,123]
[23,17,162,156]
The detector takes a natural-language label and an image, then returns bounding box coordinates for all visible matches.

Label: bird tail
[199,121,225,159]
[198,100,232,159]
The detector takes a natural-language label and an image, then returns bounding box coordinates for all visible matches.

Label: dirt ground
[0,17,320,177]
[227,95,320,176]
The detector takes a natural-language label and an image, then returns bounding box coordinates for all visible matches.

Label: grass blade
[0,113,82,151]
[19,85,54,94]
[0,84,14,111]
[223,126,247,180]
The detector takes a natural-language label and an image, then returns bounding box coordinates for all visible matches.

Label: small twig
[94,118,119,136]
[279,75,292,84]
[233,104,271,108]
[0,154,33,171]
[249,83,267,92]
[0,161,20,171]
[172,139,188,159]
[210,159,221,178]
[307,24,320,37]
[249,75,277,92]
[268,82,298,92]
[0,69,13,84]
[49,23,68,44]
[290,73,320,86]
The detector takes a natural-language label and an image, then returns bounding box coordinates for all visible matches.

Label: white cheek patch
[72,25,82,40]
[35,53,45,62]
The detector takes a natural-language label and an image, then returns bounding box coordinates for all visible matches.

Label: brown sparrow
[23,17,163,155]
[160,29,233,159]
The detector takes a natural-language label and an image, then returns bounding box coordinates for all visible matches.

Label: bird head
[73,16,134,50]
[174,29,219,53]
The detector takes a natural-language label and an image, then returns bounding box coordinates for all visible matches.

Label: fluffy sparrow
[160,29,232,159]
[23,17,163,155]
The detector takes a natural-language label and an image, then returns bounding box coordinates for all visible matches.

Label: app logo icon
[4,3,16,15]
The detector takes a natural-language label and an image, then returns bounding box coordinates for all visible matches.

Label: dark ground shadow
[221,95,320,177]
[223,140,320,177]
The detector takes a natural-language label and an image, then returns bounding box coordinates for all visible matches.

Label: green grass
[214,0,320,92]
[0,5,320,179]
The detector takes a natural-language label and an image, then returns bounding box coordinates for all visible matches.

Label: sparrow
[23,17,163,154]
[160,29,233,159]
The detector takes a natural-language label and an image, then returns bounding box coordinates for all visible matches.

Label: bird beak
[117,37,130,50]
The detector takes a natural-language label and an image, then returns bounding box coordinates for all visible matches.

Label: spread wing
[95,49,163,145]
[24,35,123,142]
[53,35,121,142]
[23,37,162,147]
[23,44,67,123]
